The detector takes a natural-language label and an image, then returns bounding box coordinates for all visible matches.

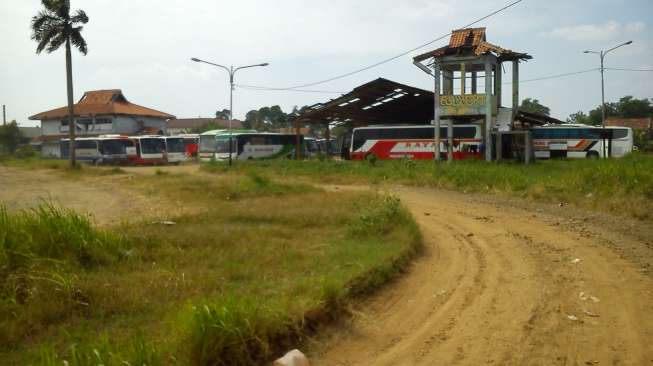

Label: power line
[240,0,524,91]
[606,67,653,72]
[515,68,599,83]
[235,84,346,94]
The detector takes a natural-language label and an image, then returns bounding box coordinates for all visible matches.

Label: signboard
[439,94,492,116]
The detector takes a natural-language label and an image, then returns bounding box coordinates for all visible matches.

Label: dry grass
[0,170,420,365]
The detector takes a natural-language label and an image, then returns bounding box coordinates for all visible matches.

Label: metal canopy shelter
[296,78,435,126]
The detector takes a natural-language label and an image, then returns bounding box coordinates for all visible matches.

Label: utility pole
[584,40,633,158]
[2,105,5,125]
[191,58,268,166]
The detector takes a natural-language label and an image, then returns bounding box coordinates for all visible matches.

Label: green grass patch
[220,154,653,221]
[0,204,129,349]
[1,172,421,365]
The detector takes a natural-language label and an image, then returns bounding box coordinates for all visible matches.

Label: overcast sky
[1,0,652,126]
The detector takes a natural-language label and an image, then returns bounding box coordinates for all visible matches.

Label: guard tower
[413,28,531,161]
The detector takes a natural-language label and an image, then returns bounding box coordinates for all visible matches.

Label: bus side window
[612,129,628,139]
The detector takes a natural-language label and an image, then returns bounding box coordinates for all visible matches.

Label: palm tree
[31,0,88,167]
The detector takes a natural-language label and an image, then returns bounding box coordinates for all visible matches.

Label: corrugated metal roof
[296,78,435,126]
[29,90,176,120]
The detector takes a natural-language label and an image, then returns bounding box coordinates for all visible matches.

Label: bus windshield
[199,135,218,153]
[141,138,164,154]
[166,138,185,153]
[101,140,130,155]
[215,137,236,153]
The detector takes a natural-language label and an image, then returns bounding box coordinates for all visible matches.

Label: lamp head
[260,63,269,67]
[191,57,200,62]
[625,40,633,45]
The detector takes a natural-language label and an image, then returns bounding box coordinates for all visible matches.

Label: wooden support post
[460,63,466,95]
[443,70,453,95]
[324,122,330,157]
[294,120,301,160]
[512,61,519,119]
[484,60,493,161]
[495,63,502,109]
[433,59,441,161]
[471,71,477,94]
[524,131,532,164]
[495,132,502,161]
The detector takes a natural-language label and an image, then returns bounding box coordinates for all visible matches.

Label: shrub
[14,145,36,159]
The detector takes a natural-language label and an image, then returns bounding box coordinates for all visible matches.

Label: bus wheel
[586,151,599,159]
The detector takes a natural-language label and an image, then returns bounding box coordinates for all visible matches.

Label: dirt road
[313,186,653,365]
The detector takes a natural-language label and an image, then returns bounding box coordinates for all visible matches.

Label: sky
[1,0,652,127]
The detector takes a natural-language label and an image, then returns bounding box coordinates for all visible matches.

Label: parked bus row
[60,135,200,165]
[198,130,306,161]
[344,123,633,161]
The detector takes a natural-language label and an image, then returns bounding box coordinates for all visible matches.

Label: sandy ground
[0,166,173,225]
[2,166,652,364]
[312,186,653,366]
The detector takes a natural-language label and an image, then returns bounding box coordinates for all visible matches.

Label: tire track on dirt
[311,186,653,366]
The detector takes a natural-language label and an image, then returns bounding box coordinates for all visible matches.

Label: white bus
[61,136,136,165]
[213,132,305,161]
[349,124,482,161]
[164,136,187,164]
[198,129,256,162]
[130,135,167,165]
[532,125,633,159]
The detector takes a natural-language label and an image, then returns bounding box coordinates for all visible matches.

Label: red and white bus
[349,124,482,160]
[130,135,167,165]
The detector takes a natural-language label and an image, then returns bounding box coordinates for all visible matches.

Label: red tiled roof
[414,27,531,62]
[606,117,652,130]
[29,90,176,120]
[167,118,243,129]
[449,27,486,48]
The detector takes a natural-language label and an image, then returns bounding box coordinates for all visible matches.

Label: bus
[164,136,187,164]
[349,124,482,161]
[304,137,320,157]
[60,137,101,163]
[61,136,136,165]
[198,129,257,162]
[531,125,633,159]
[213,132,305,161]
[175,134,199,157]
[130,135,166,165]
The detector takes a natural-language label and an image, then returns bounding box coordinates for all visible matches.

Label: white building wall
[42,142,61,158]
[114,116,167,135]
[41,119,61,135]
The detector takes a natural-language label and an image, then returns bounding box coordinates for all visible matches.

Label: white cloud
[542,20,646,42]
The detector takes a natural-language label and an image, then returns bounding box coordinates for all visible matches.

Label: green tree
[0,121,28,154]
[215,109,231,120]
[519,98,551,116]
[566,111,592,125]
[579,96,651,126]
[615,96,653,118]
[244,105,294,131]
[31,0,89,168]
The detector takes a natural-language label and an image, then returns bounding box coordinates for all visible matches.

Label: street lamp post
[583,40,632,158]
[191,58,269,166]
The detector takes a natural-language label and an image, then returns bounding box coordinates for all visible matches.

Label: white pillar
[433,60,441,161]
[485,61,493,161]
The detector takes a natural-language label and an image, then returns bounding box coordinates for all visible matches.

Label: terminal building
[29,89,175,158]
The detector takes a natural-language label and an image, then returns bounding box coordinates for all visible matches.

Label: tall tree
[31,0,88,167]
[0,121,27,154]
[215,109,231,120]
[519,98,551,116]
